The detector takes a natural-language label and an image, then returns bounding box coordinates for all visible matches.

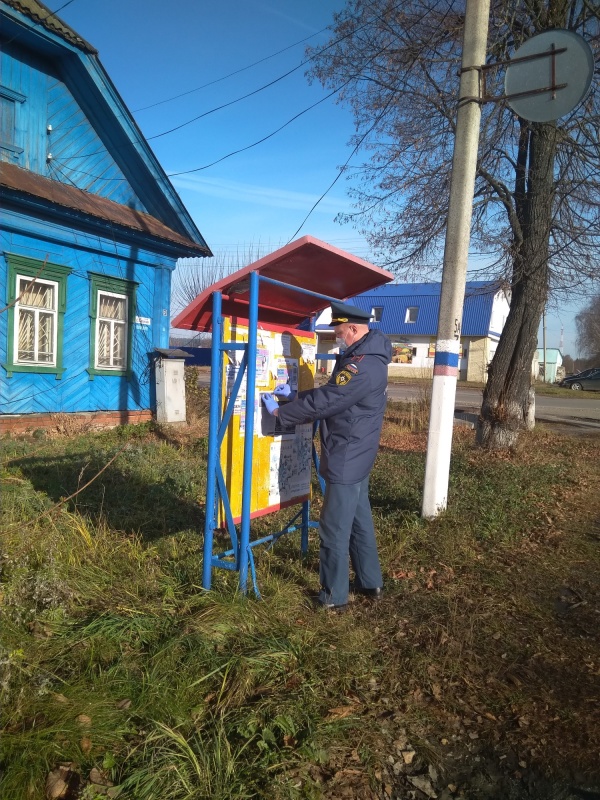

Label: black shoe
[352,586,384,600]
[313,596,348,614]
[320,602,348,614]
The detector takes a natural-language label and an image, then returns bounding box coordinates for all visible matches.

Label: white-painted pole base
[422,373,458,518]
[420,0,490,519]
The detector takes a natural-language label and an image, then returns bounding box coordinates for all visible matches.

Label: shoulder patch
[335,369,353,386]
[346,363,359,374]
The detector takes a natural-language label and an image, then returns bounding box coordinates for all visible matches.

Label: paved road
[197,371,600,431]
[387,383,600,429]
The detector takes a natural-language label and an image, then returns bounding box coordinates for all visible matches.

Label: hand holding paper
[261,393,279,415]
[273,384,296,400]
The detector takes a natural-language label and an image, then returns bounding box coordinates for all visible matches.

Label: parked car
[561,369,600,391]
[560,368,598,384]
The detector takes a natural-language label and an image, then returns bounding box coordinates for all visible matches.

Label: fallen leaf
[45,770,68,800]
[325,705,356,721]
[116,698,132,710]
[89,767,113,787]
[408,774,437,798]
[80,737,92,754]
[76,714,91,726]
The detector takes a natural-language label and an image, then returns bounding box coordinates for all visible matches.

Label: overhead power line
[146,59,309,142]
[166,78,355,177]
[133,25,332,113]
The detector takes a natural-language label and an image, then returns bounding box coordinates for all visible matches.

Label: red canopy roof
[172,236,394,331]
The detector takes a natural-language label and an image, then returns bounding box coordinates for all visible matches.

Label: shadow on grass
[12,451,204,541]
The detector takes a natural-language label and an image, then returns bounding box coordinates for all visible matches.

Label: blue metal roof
[316,281,501,337]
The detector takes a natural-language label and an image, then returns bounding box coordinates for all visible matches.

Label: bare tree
[171,245,268,318]
[307,0,600,448]
[576,294,600,361]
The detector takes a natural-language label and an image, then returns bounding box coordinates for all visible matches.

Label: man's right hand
[273,384,296,400]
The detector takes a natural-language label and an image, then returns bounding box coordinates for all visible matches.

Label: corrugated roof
[172,236,394,331]
[4,0,97,53]
[316,281,503,337]
[1,161,210,255]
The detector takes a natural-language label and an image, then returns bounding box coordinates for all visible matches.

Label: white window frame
[371,306,383,322]
[14,274,58,366]
[95,290,128,370]
[405,306,419,323]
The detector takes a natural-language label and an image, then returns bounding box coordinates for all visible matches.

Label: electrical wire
[286,90,398,242]
[57,4,403,155]
[166,78,355,177]
[2,0,80,48]
[133,25,333,113]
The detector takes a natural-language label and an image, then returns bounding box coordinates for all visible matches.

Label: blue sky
[55,0,585,355]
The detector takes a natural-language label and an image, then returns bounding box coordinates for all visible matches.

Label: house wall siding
[1,213,171,415]
[1,40,145,210]
[1,40,48,170]
[489,292,510,336]
[466,336,488,383]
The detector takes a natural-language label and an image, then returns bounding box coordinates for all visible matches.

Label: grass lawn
[1,393,599,799]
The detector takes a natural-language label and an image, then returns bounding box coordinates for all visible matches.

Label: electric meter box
[155,354,186,423]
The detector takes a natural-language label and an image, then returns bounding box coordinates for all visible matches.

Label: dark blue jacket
[278,329,392,484]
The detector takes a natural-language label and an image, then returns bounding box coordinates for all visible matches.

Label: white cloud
[171,174,351,214]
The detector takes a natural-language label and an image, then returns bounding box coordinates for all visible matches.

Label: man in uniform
[262,300,392,612]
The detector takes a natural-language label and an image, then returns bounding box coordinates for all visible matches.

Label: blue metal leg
[238,271,259,593]
[301,499,310,555]
[202,291,223,590]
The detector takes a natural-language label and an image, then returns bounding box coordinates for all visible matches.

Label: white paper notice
[268,424,312,505]
[281,333,292,357]
[301,343,316,365]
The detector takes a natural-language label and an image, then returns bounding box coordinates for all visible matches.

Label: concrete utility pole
[422,0,491,518]
[543,311,548,382]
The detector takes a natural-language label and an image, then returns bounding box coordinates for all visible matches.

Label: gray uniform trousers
[317,475,383,607]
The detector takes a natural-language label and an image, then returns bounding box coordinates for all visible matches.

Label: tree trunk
[477,122,558,449]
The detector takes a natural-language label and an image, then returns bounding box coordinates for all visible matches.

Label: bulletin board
[220,318,317,524]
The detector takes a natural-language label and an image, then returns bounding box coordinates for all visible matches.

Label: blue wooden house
[0,0,211,432]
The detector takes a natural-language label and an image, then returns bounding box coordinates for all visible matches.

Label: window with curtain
[96,291,128,369]
[15,277,57,365]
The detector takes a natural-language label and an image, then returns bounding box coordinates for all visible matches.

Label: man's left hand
[262,393,279,415]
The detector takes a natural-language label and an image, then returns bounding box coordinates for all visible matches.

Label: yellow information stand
[220,318,316,525]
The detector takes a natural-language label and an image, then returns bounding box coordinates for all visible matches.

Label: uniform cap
[330,299,372,325]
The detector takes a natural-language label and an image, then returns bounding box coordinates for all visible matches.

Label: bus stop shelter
[172,235,393,594]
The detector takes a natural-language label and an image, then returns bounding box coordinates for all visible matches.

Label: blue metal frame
[202,272,342,595]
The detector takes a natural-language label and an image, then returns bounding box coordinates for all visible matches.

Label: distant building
[536,348,563,383]
[1,0,210,433]
[316,281,511,382]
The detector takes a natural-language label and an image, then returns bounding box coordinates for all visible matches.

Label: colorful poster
[275,357,299,391]
[391,341,414,364]
[220,320,316,524]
